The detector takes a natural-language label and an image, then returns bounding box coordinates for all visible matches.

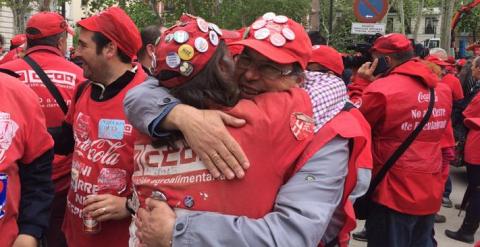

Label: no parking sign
[353,0,389,23]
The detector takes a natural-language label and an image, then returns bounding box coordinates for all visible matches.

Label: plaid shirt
[302,71,348,132]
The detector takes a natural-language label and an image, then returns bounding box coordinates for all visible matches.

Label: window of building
[425,17,438,34]
[386,17,394,33]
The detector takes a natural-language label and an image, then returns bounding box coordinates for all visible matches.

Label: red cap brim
[77,17,100,32]
[230,39,299,66]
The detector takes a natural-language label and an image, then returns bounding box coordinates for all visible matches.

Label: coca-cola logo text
[75,138,125,166]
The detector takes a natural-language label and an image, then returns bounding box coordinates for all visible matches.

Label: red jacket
[0,47,23,65]
[463,93,480,165]
[0,45,85,193]
[441,73,464,101]
[353,59,452,215]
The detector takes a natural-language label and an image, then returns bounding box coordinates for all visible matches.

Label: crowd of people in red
[0,6,479,247]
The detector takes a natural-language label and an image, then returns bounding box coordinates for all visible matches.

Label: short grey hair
[429,48,448,60]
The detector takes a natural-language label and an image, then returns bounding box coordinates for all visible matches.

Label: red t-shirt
[0,45,85,192]
[0,73,54,245]
[62,68,146,247]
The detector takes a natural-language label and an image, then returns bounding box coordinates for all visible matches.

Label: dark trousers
[45,189,68,247]
[366,203,435,247]
[466,163,480,219]
[443,175,452,199]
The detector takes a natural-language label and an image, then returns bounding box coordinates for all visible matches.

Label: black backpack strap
[23,56,69,114]
[365,87,436,196]
[0,68,20,78]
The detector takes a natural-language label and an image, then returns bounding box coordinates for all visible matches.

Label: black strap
[23,56,69,114]
[0,68,20,78]
[365,87,436,196]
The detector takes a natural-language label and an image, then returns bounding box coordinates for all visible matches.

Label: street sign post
[353,0,389,23]
[351,22,386,35]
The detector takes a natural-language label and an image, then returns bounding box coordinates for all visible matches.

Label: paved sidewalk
[351,166,479,247]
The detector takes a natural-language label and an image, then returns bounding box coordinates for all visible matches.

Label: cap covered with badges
[26,12,74,40]
[10,34,26,47]
[371,33,413,54]
[77,7,141,60]
[155,14,230,88]
[309,45,344,75]
[230,12,312,69]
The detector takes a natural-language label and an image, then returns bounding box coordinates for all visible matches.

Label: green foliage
[161,0,310,29]
[85,0,160,29]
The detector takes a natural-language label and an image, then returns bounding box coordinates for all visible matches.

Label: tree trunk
[310,0,320,31]
[397,0,405,34]
[7,0,31,35]
[413,0,425,41]
[440,0,456,54]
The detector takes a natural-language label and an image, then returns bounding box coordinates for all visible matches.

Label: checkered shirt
[302,71,348,132]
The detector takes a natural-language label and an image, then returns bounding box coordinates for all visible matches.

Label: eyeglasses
[236,54,293,79]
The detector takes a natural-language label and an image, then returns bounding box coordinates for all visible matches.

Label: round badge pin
[263,12,276,21]
[183,195,195,208]
[282,27,296,41]
[270,33,286,47]
[178,44,195,61]
[254,28,270,40]
[166,52,181,68]
[273,15,288,24]
[197,18,209,33]
[165,33,174,43]
[194,37,209,53]
[151,191,167,201]
[179,61,194,77]
[209,31,219,46]
[252,19,266,30]
[173,30,189,44]
[208,23,223,36]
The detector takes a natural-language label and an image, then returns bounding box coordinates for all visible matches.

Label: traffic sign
[353,0,389,23]
[351,22,386,35]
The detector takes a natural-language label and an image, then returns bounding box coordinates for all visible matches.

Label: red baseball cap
[155,14,231,88]
[77,7,141,60]
[10,34,26,46]
[230,12,312,69]
[26,12,74,40]
[371,33,413,54]
[425,55,451,67]
[309,45,344,75]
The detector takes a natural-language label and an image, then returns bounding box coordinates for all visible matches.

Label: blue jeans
[366,203,435,247]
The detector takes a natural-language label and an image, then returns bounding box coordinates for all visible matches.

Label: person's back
[363,59,452,214]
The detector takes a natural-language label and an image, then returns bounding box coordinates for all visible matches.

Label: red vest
[0,46,85,192]
[464,94,480,165]
[441,73,464,101]
[0,74,54,245]
[62,67,146,247]
[296,107,372,247]
[132,89,315,218]
[362,60,452,215]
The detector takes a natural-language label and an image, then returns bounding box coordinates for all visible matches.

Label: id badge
[98,119,125,140]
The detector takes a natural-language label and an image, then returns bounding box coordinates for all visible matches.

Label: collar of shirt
[90,68,136,102]
[25,45,63,57]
